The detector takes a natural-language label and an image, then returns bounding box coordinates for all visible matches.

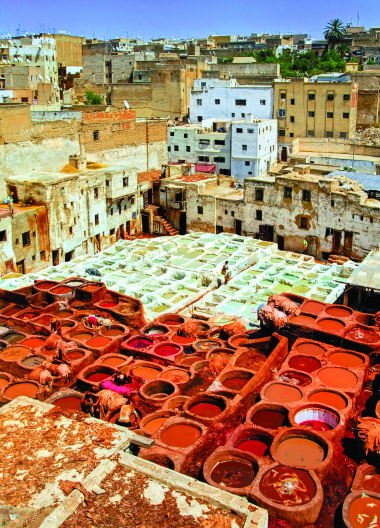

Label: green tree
[323,19,346,49]
[84,90,102,105]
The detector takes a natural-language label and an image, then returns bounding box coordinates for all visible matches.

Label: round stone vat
[206,346,235,361]
[86,335,112,349]
[142,323,171,338]
[102,325,128,338]
[139,410,176,437]
[190,360,209,376]
[251,463,323,525]
[288,355,322,373]
[20,337,45,349]
[122,336,154,353]
[289,403,343,438]
[192,339,224,356]
[187,319,211,337]
[0,345,31,362]
[301,300,326,315]
[157,419,204,450]
[17,311,39,321]
[317,366,358,390]
[33,280,58,291]
[152,342,183,360]
[231,426,273,457]
[139,379,179,404]
[108,405,144,429]
[262,381,303,405]
[19,355,45,370]
[219,369,254,393]
[33,314,54,327]
[2,380,40,401]
[343,490,380,528]
[56,309,74,319]
[354,313,375,327]
[51,394,83,411]
[98,300,119,309]
[97,353,130,368]
[275,370,312,387]
[130,362,163,381]
[246,403,290,431]
[158,367,190,385]
[294,340,327,356]
[228,334,249,349]
[316,318,346,332]
[49,285,74,298]
[172,334,195,347]
[65,349,87,363]
[0,371,13,389]
[63,278,86,288]
[2,332,26,344]
[1,306,22,317]
[180,356,203,367]
[184,394,229,423]
[344,324,380,344]
[204,447,259,496]
[327,349,366,369]
[78,364,116,390]
[139,453,176,470]
[156,313,185,327]
[162,395,189,412]
[290,314,317,326]
[71,331,93,343]
[307,388,350,412]
[324,305,353,319]
[60,320,76,332]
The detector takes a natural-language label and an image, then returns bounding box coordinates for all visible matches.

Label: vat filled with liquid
[185,394,228,421]
[272,429,330,471]
[291,404,341,433]
[307,389,349,411]
[3,381,39,400]
[317,318,345,332]
[317,367,358,390]
[159,422,202,448]
[327,350,365,368]
[159,368,190,384]
[288,355,321,373]
[153,342,182,358]
[86,336,111,348]
[295,341,326,356]
[263,382,303,404]
[220,369,253,392]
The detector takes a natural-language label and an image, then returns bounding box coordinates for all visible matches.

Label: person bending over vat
[87,314,99,328]
[51,317,62,333]
[81,392,95,416]
[118,403,140,427]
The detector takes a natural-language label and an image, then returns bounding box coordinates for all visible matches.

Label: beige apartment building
[274,78,358,159]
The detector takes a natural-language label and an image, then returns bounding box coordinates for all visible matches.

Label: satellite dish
[124,100,130,108]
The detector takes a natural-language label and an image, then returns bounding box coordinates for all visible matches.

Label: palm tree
[324,19,346,50]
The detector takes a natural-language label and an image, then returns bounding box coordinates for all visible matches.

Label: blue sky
[0,0,377,40]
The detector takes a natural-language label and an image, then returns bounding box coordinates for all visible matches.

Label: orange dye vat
[145,417,169,434]
[5,382,38,399]
[308,390,347,410]
[172,335,194,345]
[101,357,126,367]
[51,286,71,294]
[87,372,111,383]
[324,306,352,318]
[264,383,302,403]
[318,367,357,389]
[0,378,9,388]
[296,342,326,356]
[160,424,201,448]
[132,367,160,381]
[0,346,30,361]
[329,351,364,368]
[302,301,325,314]
[160,369,189,384]
[348,496,380,528]
[53,397,82,411]
[288,355,321,373]
[21,338,45,348]
[275,437,325,468]
[317,319,345,332]
[86,336,111,348]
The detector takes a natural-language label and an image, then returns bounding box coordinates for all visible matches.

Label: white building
[189,78,273,124]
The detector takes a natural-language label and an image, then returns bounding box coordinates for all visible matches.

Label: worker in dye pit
[52,345,70,365]
[224,270,232,284]
[221,261,229,276]
[303,239,308,253]
[86,314,98,328]
[81,393,95,415]
[118,403,140,427]
[51,317,61,333]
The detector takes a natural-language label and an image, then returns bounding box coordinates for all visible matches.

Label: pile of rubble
[356,127,380,146]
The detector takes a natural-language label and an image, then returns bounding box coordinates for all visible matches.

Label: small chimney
[245,113,253,124]
[69,154,86,171]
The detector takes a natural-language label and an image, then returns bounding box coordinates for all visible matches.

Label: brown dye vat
[50,286,72,295]
[21,356,44,368]
[65,350,85,361]
[181,356,202,366]
[4,381,39,399]
[318,367,358,389]
[21,338,45,349]
[193,339,223,355]
[132,366,162,381]
[160,424,201,448]
[348,495,380,528]
[324,305,352,318]
[53,396,82,411]
[354,313,375,326]
[345,326,379,344]
[163,395,189,411]
[220,370,253,392]
[328,351,364,368]
[143,324,169,336]
[291,314,316,325]
[276,371,312,387]
[86,336,111,348]
[87,372,112,383]
[307,390,348,411]
[159,369,190,384]
[2,307,22,316]
[249,408,289,429]
[317,318,345,332]
[363,474,380,494]
[18,312,38,321]
[103,328,124,337]
[72,332,93,341]
[140,379,177,402]
[274,437,326,469]
[288,355,321,373]
[301,300,326,315]
[34,315,54,326]
[295,341,326,356]
[0,346,30,361]
[211,459,256,488]
[259,465,316,505]
[228,334,249,349]
[57,311,73,318]
[264,383,303,403]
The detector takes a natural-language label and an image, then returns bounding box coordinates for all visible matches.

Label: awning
[195,164,216,174]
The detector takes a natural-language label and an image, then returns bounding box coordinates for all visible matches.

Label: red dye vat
[237,439,270,456]
[164,320,182,326]
[345,326,379,344]
[36,316,53,326]
[291,315,316,325]
[145,417,169,434]
[172,335,194,345]
[288,355,321,373]
[132,367,160,380]
[317,318,345,332]
[18,312,38,321]
[66,351,85,361]
[260,465,316,505]
[302,301,325,315]
[53,397,82,411]
[103,329,124,337]
[87,372,111,383]
[222,377,249,391]
[3,307,21,316]
[318,367,357,389]
[100,301,117,308]
[21,338,45,349]
[308,390,347,410]
[299,420,332,432]
[265,383,302,403]
[363,474,380,494]
[86,336,111,348]
[250,410,287,429]
[160,424,201,448]
[160,369,189,383]
[329,351,364,368]
[5,382,38,399]
[51,286,71,294]
[211,460,255,488]
[128,338,152,349]
[0,378,9,388]
[296,342,326,356]
[101,357,126,367]
[36,282,55,290]
[154,345,181,357]
[190,402,222,418]
[349,495,380,528]
[325,306,352,318]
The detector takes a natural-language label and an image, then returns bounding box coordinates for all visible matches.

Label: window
[201,82,206,88]
[15,238,19,245]
[284,187,292,199]
[279,130,285,136]
[231,113,235,118]
[308,93,315,100]
[22,231,30,246]
[236,128,243,133]
[327,93,334,101]
[256,210,262,220]
[242,145,247,151]
[340,132,347,138]
[290,98,295,105]
[131,196,135,205]
[300,217,308,229]
[21,97,28,103]
[184,133,188,138]
[93,130,99,141]
[69,226,73,234]
[241,113,245,118]
[170,131,174,136]
[308,111,315,118]
[343,112,349,119]
[198,206,203,214]
[168,146,171,152]
[224,210,228,214]
[326,131,333,138]
[235,99,246,106]
[174,145,179,151]
[110,208,113,216]
[123,177,129,187]
[186,146,191,152]
[331,200,335,207]
[94,187,98,199]
[110,228,116,236]
[303,190,311,202]
[307,130,314,137]
[215,139,225,145]
[343,94,350,101]
[214,157,225,162]
[95,214,99,226]
[260,99,266,105]
[215,99,220,105]
[197,116,202,122]
[290,132,294,138]
[231,211,235,217]
[278,109,286,118]
[0,230,6,242]
[370,217,373,224]
[256,189,264,201]
[360,216,364,221]
[247,128,254,133]
[40,250,46,260]
[198,156,209,162]
[327,112,334,118]
[280,92,286,99]
[197,99,202,106]
[290,116,295,123]
[325,227,334,237]
[32,254,36,261]
[245,161,250,166]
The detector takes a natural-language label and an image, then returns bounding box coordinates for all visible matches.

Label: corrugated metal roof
[327,170,380,192]
[346,250,380,290]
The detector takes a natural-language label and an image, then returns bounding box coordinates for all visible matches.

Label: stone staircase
[155,215,179,236]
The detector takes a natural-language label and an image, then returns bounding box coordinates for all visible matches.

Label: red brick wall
[82,109,136,124]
